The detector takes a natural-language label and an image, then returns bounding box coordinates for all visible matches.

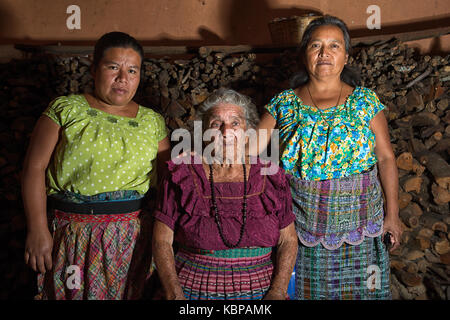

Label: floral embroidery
[265,86,384,181]
[128,120,139,127]
[86,109,98,117]
[107,116,118,124]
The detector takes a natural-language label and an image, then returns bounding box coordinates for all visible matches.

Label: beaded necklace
[208,163,247,248]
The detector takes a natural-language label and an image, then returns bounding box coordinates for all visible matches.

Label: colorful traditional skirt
[290,167,391,300]
[295,236,391,300]
[175,247,273,300]
[36,191,153,300]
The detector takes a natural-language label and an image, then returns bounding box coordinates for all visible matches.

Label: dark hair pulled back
[289,15,361,89]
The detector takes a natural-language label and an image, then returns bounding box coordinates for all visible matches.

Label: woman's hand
[24,228,53,273]
[383,214,403,252]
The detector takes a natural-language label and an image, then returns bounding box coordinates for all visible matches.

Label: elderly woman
[256,15,402,300]
[22,32,170,299]
[152,88,297,300]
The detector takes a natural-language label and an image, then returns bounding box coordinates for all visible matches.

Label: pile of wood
[351,43,450,300]
[52,49,263,132]
[0,39,448,299]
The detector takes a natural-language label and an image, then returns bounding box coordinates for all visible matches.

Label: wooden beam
[14,25,450,56]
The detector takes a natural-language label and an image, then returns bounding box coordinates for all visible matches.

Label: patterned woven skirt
[290,168,391,300]
[36,191,153,300]
[295,235,391,300]
[175,247,273,300]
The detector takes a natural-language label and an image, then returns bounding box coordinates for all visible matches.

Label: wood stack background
[0,39,448,299]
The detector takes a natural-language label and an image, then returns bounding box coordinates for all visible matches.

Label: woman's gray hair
[196,87,259,129]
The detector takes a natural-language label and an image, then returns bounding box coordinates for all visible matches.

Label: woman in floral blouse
[256,15,402,299]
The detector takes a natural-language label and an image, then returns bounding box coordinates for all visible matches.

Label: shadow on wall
[139,1,449,54]
[140,0,321,46]
[221,0,321,45]
[0,2,20,43]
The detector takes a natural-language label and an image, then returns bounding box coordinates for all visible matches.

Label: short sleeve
[153,174,181,230]
[363,88,385,122]
[276,170,295,230]
[264,93,283,120]
[42,96,71,126]
[154,112,168,142]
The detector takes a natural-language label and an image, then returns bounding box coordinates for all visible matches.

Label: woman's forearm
[270,224,298,294]
[152,240,185,299]
[152,220,185,300]
[377,157,399,218]
[22,164,49,232]
[22,115,60,233]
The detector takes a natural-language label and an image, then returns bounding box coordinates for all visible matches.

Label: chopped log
[396,152,413,171]
[401,230,412,245]
[416,237,431,250]
[417,228,434,239]
[404,249,425,261]
[391,274,413,300]
[424,131,443,149]
[417,258,430,273]
[412,159,426,176]
[440,252,450,265]
[394,269,423,287]
[420,124,444,139]
[431,183,450,205]
[437,98,448,111]
[399,191,413,209]
[405,261,419,274]
[408,283,427,299]
[405,89,424,112]
[400,205,420,228]
[428,265,450,283]
[424,249,441,264]
[391,259,407,271]
[419,153,450,189]
[434,239,450,255]
[414,112,441,127]
[411,138,428,156]
[420,213,448,233]
[402,176,423,193]
[431,138,450,153]
[166,100,187,118]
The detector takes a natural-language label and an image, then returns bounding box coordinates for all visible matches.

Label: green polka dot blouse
[43,94,167,196]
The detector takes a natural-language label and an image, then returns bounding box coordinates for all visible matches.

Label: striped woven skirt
[36,191,153,300]
[175,247,273,300]
[290,168,391,300]
[295,236,391,300]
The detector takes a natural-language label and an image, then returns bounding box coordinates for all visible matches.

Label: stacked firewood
[348,40,449,300]
[0,39,448,299]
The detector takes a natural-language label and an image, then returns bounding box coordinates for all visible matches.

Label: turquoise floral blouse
[265,86,384,181]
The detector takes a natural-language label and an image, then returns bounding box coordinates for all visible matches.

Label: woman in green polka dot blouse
[22,32,170,300]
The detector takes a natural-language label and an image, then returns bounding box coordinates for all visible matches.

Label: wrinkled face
[93,47,141,107]
[205,103,248,163]
[304,25,348,79]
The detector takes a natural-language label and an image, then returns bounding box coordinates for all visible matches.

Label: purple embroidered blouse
[153,156,295,250]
